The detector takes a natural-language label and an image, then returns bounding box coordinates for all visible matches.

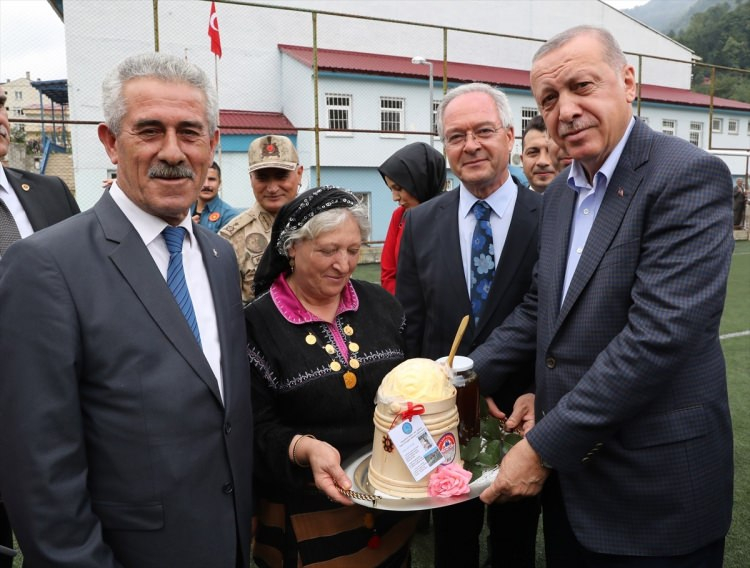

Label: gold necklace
[305,323,360,389]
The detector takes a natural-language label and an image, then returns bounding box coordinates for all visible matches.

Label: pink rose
[427,463,472,498]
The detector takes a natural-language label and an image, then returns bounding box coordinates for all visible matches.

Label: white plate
[339,446,498,511]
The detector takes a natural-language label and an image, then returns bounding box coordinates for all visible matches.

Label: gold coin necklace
[305,322,360,389]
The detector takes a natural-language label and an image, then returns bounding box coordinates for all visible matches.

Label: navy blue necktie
[470,200,495,324]
[162,226,202,346]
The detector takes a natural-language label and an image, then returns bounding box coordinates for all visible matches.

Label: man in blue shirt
[191,161,240,232]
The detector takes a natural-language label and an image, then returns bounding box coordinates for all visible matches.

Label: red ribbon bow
[400,402,425,422]
[389,402,426,430]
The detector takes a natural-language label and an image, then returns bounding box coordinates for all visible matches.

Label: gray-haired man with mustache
[0,53,253,567]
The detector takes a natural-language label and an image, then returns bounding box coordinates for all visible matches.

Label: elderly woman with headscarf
[247,186,418,568]
[378,142,446,294]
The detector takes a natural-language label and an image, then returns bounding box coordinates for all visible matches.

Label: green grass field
[723,240,750,568]
[9,243,749,567]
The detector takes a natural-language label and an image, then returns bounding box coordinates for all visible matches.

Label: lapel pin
[21,183,30,191]
[617,188,624,197]
[212,248,218,257]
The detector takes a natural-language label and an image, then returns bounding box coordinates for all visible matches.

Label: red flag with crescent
[208,1,222,58]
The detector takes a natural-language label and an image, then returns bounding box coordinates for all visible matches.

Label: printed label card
[388,415,445,481]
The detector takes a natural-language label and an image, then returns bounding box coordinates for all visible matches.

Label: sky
[0,0,67,82]
[0,0,650,83]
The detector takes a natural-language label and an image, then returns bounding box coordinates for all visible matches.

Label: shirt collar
[270,272,359,324]
[567,116,636,193]
[109,181,196,247]
[458,173,517,219]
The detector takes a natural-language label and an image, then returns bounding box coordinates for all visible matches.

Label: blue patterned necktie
[470,200,495,324]
[162,226,202,346]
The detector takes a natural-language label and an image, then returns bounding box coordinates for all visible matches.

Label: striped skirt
[254,492,419,568]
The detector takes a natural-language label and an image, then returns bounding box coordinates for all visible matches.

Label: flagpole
[214,53,222,171]
[208,1,223,174]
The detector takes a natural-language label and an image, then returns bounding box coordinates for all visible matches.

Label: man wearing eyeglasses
[397,82,541,568]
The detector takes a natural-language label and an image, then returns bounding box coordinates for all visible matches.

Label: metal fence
[2,0,750,224]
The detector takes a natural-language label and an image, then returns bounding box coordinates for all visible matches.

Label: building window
[325,94,352,135]
[521,107,538,133]
[712,117,723,133]
[380,97,404,135]
[662,119,676,136]
[689,121,703,147]
[639,116,649,125]
[728,119,739,135]
[14,91,22,100]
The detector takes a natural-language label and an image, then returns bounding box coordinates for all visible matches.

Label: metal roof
[218,110,297,135]
[29,79,68,106]
[279,44,750,112]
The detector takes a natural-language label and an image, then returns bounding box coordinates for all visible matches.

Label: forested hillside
[673,0,750,102]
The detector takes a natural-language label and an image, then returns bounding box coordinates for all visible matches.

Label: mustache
[148,163,195,180]
[0,126,8,139]
[558,120,596,138]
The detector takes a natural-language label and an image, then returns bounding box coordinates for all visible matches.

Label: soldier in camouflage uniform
[220,135,303,304]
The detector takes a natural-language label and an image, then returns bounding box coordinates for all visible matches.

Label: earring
[289,258,295,272]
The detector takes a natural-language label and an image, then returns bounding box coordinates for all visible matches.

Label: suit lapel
[556,120,649,325]
[195,228,232,405]
[96,193,223,404]
[550,184,577,321]
[5,168,46,231]
[435,190,473,324]
[476,185,538,336]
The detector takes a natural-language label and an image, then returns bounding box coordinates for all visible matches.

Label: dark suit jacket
[0,191,253,567]
[396,178,540,412]
[472,118,734,555]
[3,166,80,230]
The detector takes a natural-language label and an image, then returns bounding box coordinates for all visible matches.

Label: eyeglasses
[443,125,504,148]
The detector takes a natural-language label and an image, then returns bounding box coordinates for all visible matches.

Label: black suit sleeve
[395,209,427,358]
[0,241,120,567]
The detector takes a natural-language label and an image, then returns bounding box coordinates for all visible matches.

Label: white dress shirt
[562,117,636,304]
[109,182,224,401]
[457,174,518,296]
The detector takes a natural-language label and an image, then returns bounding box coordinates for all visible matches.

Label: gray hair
[280,203,370,257]
[102,52,218,136]
[436,83,513,140]
[533,26,627,72]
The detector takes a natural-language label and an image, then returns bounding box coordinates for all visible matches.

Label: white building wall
[61,0,736,222]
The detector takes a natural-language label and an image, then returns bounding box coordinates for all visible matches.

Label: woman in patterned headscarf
[248,186,418,568]
[378,142,446,294]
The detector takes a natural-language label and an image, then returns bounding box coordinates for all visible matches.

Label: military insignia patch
[262,141,280,159]
[246,233,268,254]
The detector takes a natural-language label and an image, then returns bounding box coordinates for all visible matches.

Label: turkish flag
[208,2,222,58]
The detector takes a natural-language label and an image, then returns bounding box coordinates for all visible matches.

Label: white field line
[720,330,750,340]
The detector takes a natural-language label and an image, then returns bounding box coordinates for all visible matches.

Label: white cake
[368,358,462,498]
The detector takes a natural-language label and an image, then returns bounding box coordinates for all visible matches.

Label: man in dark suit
[397,82,541,568]
[0,92,80,256]
[0,92,80,566]
[0,53,253,567]
[475,26,733,567]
